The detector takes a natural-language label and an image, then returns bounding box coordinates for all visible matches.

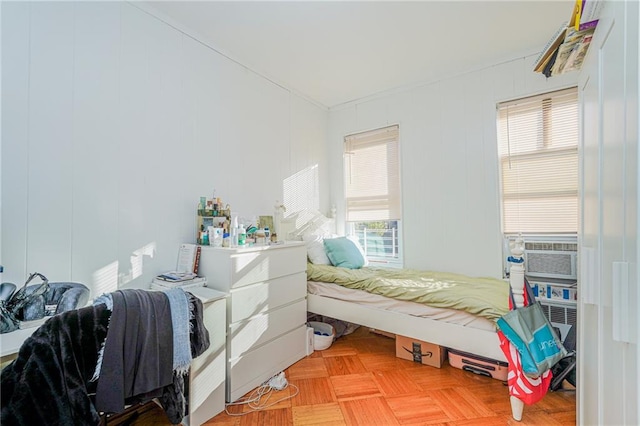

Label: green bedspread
[307,263,510,322]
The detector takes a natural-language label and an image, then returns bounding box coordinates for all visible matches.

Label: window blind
[344,125,401,222]
[497,87,578,234]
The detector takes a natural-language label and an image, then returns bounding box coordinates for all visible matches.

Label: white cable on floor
[224,373,299,416]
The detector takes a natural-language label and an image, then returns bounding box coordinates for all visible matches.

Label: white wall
[328,56,578,277]
[1,2,328,294]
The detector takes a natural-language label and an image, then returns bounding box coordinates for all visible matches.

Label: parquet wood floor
[203,327,576,426]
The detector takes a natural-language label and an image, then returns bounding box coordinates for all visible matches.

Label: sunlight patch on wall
[283,164,319,216]
[93,261,119,296]
[118,242,156,286]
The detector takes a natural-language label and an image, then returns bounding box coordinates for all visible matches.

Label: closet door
[578,36,601,425]
[579,1,639,424]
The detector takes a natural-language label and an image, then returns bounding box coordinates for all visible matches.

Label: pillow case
[323,237,367,269]
[346,236,369,267]
[302,231,333,265]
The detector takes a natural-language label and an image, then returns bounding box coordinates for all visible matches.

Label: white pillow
[302,231,333,265]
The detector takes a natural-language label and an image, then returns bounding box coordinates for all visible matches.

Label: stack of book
[533,0,602,77]
[151,242,207,290]
[152,272,207,290]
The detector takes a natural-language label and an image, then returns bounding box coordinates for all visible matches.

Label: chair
[550,324,577,391]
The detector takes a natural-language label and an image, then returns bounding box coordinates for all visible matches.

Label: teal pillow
[323,237,366,269]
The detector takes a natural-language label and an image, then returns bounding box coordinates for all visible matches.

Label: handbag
[497,277,567,378]
[0,272,50,334]
[498,328,553,405]
[0,302,19,334]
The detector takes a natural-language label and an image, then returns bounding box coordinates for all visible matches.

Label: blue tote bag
[497,278,567,378]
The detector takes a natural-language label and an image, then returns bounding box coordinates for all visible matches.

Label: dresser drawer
[227,325,307,402]
[229,299,306,359]
[229,272,305,324]
[230,246,306,288]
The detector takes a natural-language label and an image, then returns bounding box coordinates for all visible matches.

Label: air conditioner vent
[566,307,577,328]
[541,302,578,331]
[524,242,578,252]
[540,301,577,329]
[527,253,574,276]
[541,302,576,343]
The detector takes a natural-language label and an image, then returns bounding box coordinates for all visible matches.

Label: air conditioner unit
[538,300,577,341]
[523,241,578,280]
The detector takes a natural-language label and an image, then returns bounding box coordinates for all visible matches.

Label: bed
[306,262,510,362]
[279,210,515,363]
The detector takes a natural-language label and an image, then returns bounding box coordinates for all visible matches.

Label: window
[497,88,578,235]
[344,125,402,266]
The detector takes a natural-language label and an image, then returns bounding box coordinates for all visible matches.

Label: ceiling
[144,1,573,109]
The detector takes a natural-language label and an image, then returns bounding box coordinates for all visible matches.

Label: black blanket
[1,304,110,426]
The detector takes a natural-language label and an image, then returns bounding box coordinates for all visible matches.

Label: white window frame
[497,87,578,237]
[343,125,403,267]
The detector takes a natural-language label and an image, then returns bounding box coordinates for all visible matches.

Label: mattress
[307,280,497,332]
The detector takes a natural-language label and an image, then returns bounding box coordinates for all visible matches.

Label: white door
[579,1,639,424]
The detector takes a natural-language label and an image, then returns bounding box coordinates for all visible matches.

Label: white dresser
[197,242,307,402]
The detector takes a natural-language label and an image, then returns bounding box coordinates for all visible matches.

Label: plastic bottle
[211,228,223,247]
[230,215,239,247]
[230,229,238,248]
[238,224,247,246]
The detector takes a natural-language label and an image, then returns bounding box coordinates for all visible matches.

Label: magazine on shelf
[580,0,603,25]
[534,21,568,72]
[176,243,201,274]
[561,33,594,74]
[570,0,602,29]
[551,21,597,75]
[535,0,602,75]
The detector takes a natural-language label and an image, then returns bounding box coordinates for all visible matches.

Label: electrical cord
[224,372,299,416]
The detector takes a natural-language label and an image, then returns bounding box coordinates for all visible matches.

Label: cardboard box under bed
[395,335,447,368]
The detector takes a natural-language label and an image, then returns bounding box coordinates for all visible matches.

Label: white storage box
[308,321,335,350]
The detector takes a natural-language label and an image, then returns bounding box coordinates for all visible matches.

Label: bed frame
[307,293,506,362]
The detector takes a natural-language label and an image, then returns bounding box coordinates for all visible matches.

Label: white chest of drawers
[197,242,307,402]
